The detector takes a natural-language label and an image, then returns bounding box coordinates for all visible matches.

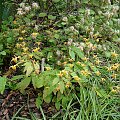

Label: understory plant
[0,0,120,119]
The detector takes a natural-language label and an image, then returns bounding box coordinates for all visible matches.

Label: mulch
[0,88,58,120]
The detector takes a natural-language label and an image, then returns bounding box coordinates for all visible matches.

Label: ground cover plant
[0,0,120,119]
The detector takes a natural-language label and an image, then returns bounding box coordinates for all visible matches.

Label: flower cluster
[17,2,39,15]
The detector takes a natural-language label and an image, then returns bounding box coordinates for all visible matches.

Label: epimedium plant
[0,0,20,80]
[0,0,120,114]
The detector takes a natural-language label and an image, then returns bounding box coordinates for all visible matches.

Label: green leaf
[23,17,30,23]
[34,62,40,70]
[32,75,43,89]
[90,0,100,6]
[71,46,84,59]
[0,76,7,94]
[113,38,120,43]
[48,15,56,20]
[43,87,52,98]
[11,75,24,80]
[52,77,59,86]
[43,85,55,103]
[0,44,3,51]
[59,81,65,94]
[35,96,42,109]
[16,77,31,93]
[0,51,6,55]
[105,52,111,58]
[52,0,60,3]
[7,37,13,43]
[62,96,68,108]
[95,89,108,98]
[69,48,75,60]
[39,12,47,17]
[54,34,59,39]
[82,0,89,3]
[43,94,52,103]
[55,102,60,110]
[57,91,63,102]
[61,22,67,25]
[36,77,44,88]
[47,52,53,60]
[23,62,33,77]
[70,72,77,77]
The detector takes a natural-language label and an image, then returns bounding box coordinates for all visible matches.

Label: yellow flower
[61,70,68,76]
[18,37,24,41]
[65,82,71,88]
[58,71,63,77]
[93,55,97,58]
[23,47,29,52]
[111,89,117,93]
[20,59,24,63]
[32,48,39,52]
[63,61,67,66]
[11,65,17,71]
[111,63,119,71]
[21,30,26,34]
[95,71,101,76]
[82,57,88,61]
[107,67,112,72]
[36,42,41,45]
[111,51,118,58]
[111,74,117,79]
[86,42,91,46]
[81,63,86,67]
[95,59,101,65]
[93,34,98,39]
[81,70,91,76]
[45,67,51,71]
[11,57,18,63]
[90,65,95,69]
[22,42,26,46]
[69,64,74,68]
[101,78,106,82]
[83,38,88,42]
[96,38,99,42]
[73,76,80,81]
[69,59,74,62]
[28,54,33,59]
[31,32,38,39]
[16,43,21,48]
[13,21,16,24]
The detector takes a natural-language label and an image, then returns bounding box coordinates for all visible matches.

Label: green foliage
[0,0,120,119]
[0,76,7,94]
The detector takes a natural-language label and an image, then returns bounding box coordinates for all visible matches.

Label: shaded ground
[0,88,58,120]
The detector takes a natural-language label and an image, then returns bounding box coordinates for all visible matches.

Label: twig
[41,58,45,72]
